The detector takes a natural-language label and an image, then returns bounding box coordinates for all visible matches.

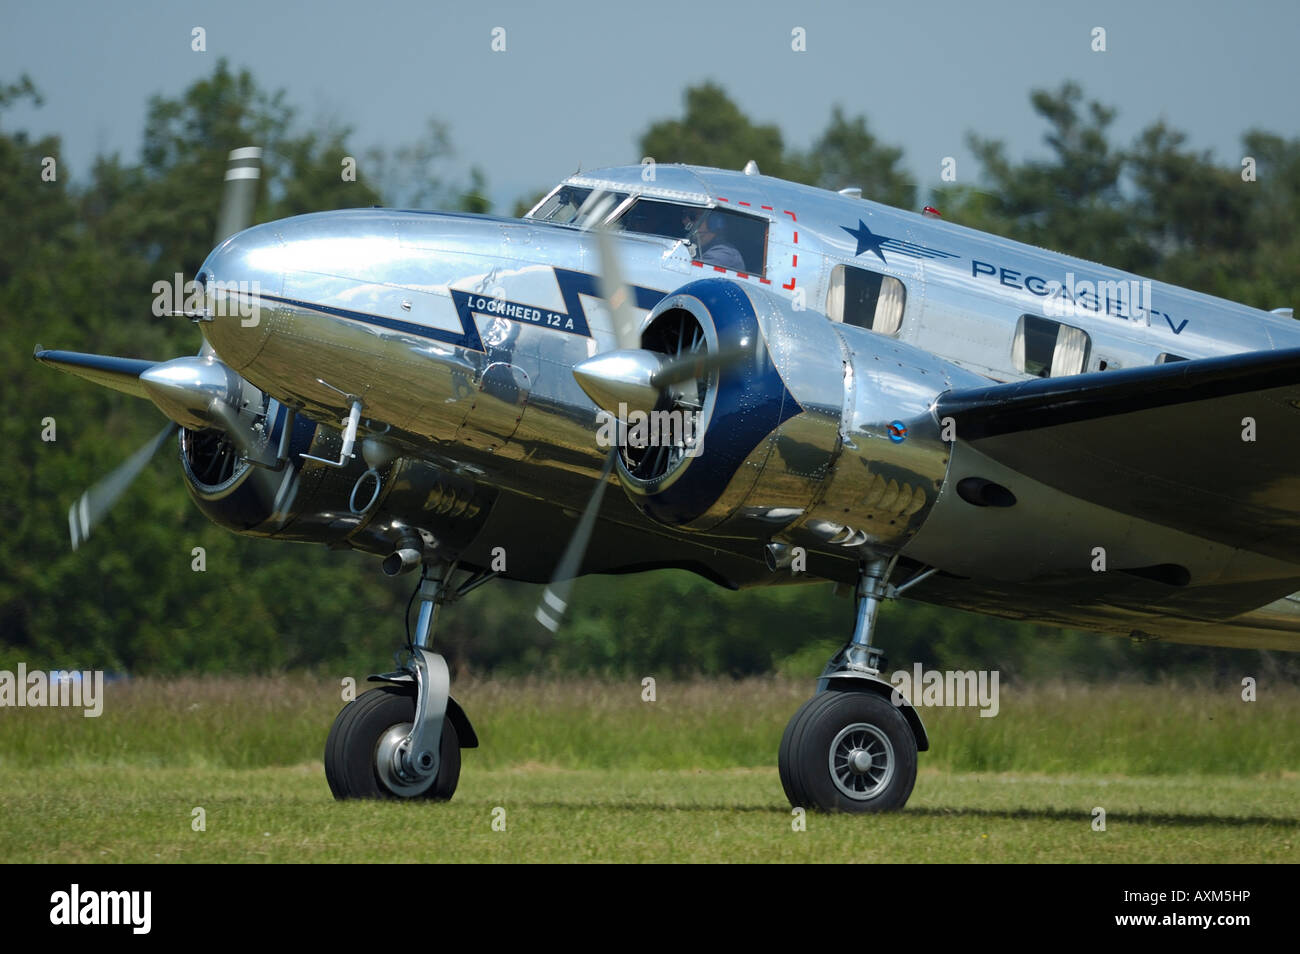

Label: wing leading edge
[34,348,159,400]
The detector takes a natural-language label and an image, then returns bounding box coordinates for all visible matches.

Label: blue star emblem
[842,220,890,265]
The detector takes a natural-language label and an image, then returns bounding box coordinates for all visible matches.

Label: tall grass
[0,675,1294,776]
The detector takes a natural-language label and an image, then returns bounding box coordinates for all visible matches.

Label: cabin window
[1012,315,1091,377]
[827,265,906,335]
[1155,352,1188,364]
[614,200,768,276]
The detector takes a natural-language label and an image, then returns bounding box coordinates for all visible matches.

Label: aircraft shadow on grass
[520,801,1300,828]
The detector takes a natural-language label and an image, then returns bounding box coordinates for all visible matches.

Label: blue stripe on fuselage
[258,268,668,355]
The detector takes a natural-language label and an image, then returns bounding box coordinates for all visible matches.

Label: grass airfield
[1,677,1295,863]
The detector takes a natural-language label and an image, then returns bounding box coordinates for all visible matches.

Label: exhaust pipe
[382,532,424,576]
[765,542,794,572]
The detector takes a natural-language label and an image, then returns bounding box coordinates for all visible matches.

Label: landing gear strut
[778,555,932,813]
[325,560,488,800]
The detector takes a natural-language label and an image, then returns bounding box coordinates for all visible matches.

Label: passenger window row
[826,263,1188,378]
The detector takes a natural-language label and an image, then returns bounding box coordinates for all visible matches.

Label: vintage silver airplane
[37,149,1300,812]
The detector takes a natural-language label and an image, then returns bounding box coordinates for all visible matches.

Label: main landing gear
[324,560,490,800]
[779,555,935,813]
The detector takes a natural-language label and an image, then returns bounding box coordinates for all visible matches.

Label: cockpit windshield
[529,186,769,276]
[528,186,629,226]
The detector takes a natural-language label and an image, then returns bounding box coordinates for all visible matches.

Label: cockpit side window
[613,200,768,276]
[612,199,696,242]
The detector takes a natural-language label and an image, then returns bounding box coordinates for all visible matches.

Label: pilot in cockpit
[685,210,745,271]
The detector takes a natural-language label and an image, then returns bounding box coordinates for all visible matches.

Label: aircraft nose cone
[196,223,283,371]
[573,349,666,419]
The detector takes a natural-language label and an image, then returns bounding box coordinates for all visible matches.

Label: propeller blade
[202,146,261,359]
[586,191,643,352]
[56,147,264,552]
[68,423,179,551]
[651,340,755,388]
[213,146,262,246]
[534,450,618,633]
[554,192,747,630]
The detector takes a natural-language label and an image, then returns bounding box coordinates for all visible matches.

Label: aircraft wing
[934,346,1300,565]
[34,348,158,400]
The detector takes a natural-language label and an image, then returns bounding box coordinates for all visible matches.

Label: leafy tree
[1214,130,1300,310]
[363,118,489,212]
[930,81,1299,315]
[640,83,916,210]
[512,187,550,219]
[2,66,404,675]
[799,105,916,208]
[933,82,1154,271]
[640,81,796,180]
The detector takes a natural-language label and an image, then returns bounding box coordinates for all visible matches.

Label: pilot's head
[688,210,727,246]
[560,188,587,213]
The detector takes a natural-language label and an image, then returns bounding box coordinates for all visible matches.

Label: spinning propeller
[48,148,263,550]
[534,192,751,632]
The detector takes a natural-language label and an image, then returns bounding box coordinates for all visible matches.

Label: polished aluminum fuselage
[197,165,1300,650]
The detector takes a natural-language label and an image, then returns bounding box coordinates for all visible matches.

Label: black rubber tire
[778,690,917,813]
[778,694,822,810]
[325,685,461,801]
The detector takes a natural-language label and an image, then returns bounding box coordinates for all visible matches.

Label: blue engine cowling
[614,278,970,557]
[615,279,815,532]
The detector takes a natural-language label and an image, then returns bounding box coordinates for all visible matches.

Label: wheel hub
[829,722,895,800]
[848,748,875,774]
[375,722,438,796]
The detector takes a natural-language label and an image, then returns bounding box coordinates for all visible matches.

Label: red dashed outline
[699,198,799,290]
[781,210,798,289]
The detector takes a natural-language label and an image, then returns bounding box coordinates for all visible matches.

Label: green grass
[3,675,1296,774]
[1,766,1294,863]
[0,677,1295,862]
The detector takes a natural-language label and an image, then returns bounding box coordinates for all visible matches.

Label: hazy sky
[3,0,1297,211]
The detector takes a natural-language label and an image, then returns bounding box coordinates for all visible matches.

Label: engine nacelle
[179,397,494,561]
[614,278,985,560]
